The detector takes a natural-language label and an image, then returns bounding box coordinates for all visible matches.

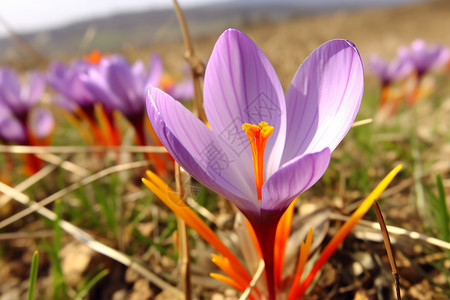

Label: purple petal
[47,61,96,108]
[30,108,54,139]
[169,79,194,101]
[51,95,78,112]
[26,71,46,104]
[147,87,260,217]
[367,54,413,85]
[0,106,27,144]
[147,53,163,87]
[261,148,331,214]
[367,55,389,82]
[104,56,143,112]
[281,39,363,164]
[82,67,124,112]
[409,39,450,74]
[0,69,22,114]
[203,28,286,179]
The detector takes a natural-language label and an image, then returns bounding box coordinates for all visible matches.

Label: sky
[0,0,425,38]
[0,0,225,37]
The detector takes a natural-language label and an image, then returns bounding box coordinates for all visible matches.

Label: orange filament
[242,121,274,200]
[274,198,297,289]
[292,165,403,299]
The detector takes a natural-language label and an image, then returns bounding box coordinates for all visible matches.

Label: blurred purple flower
[0,68,53,144]
[400,39,450,76]
[81,54,160,120]
[0,103,27,144]
[146,29,363,292]
[47,60,98,116]
[0,101,53,145]
[30,108,55,140]
[0,69,46,118]
[368,52,413,86]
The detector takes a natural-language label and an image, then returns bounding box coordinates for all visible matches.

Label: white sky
[0,0,223,37]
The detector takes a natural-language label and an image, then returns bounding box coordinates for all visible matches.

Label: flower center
[242,121,274,200]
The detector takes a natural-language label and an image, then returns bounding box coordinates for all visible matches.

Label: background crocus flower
[0,69,46,119]
[0,70,53,174]
[47,60,98,117]
[400,39,450,76]
[47,59,119,146]
[399,39,450,105]
[80,54,158,147]
[0,103,27,144]
[367,52,413,86]
[367,52,413,111]
[146,28,364,297]
[82,54,158,120]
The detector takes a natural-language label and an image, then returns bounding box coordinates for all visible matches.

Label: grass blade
[27,250,39,300]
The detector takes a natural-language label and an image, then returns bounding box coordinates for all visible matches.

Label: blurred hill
[0,0,429,66]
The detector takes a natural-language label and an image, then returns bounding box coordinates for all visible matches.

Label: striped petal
[262,148,331,215]
[281,39,363,164]
[147,87,259,217]
[203,28,286,179]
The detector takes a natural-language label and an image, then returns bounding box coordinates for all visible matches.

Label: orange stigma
[160,74,175,91]
[85,49,102,64]
[242,121,274,200]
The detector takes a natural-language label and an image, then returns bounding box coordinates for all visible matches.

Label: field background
[1,0,450,299]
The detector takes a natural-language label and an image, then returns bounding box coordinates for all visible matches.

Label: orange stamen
[242,122,274,200]
[94,103,121,146]
[287,228,313,300]
[211,254,251,290]
[292,165,403,298]
[274,197,297,289]
[210,273,245,292]
[142,171,252,283]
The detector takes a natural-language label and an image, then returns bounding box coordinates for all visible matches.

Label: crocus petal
[82,69,124,112]
[104,56,144,114]
[169,79,194,101]
[409,39,450,74]
[47,62,67,94]
[262,148,331,215]
[30,108,54,139]
[26,72,46,104]
[147,53,163,87]
[0,107,26,143]
[367,55,388,81]
[281,40,363,164]
[147,87,259,216]
[0,70,22,114]
[203,28,286,178]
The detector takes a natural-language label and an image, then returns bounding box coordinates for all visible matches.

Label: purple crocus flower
[0,68,53,144]
[146,28,363,295]
[367,52,413,86]
[81,54,160,120]
[0,103,27,144]
[0,69,46,119]
[47,60,98,116]
[400,39,450,76]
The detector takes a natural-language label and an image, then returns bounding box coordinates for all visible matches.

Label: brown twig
[373,201,402,300]
[172,0,207,122]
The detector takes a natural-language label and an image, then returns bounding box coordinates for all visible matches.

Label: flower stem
[254,218,279,300]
